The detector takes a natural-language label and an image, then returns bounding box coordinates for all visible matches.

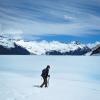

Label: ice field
[0,56,100,100]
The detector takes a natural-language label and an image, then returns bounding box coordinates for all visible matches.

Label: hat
[47,65,50,68]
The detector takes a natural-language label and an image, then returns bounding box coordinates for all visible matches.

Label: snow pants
[40,77,47,87]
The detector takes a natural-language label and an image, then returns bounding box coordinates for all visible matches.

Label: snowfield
[0,56,100,100]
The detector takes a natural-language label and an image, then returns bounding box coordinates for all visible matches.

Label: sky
[0,0,100,43]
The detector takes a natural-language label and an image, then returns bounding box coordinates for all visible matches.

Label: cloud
[0,20,89,36]
[0,0,100,37]
[64,15,75,20]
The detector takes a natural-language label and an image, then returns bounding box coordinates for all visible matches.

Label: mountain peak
[70,41,81,45]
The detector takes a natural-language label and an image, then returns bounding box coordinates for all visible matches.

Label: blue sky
[0,0,100,43]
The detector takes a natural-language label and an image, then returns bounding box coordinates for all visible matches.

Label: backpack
[41,69,47,77]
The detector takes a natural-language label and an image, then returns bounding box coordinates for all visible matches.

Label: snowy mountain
[0,35,30,55]
[0,35,100,55]
[90,44,100,56]
[15,40,91,55]
[85,42,100,56]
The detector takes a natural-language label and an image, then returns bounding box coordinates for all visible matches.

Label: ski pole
[47,77,50,87]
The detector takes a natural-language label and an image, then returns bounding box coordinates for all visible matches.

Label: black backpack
[41,69,47,77]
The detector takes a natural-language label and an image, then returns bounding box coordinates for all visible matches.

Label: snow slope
[0,35,14,48]
[85,44,100,56]
[0,56,100,100]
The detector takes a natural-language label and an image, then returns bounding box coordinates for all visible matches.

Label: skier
[40,65,50,88]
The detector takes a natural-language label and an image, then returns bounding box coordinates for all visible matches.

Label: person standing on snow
[40,65,50,88]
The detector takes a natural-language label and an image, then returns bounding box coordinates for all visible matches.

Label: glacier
[0,56,100,100]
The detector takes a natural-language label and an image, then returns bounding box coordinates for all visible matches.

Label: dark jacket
[41,68,49,78]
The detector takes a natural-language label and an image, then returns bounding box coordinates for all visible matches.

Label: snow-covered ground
[0,56,100,100]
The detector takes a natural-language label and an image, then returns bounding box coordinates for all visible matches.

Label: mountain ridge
[0,35,100,55]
